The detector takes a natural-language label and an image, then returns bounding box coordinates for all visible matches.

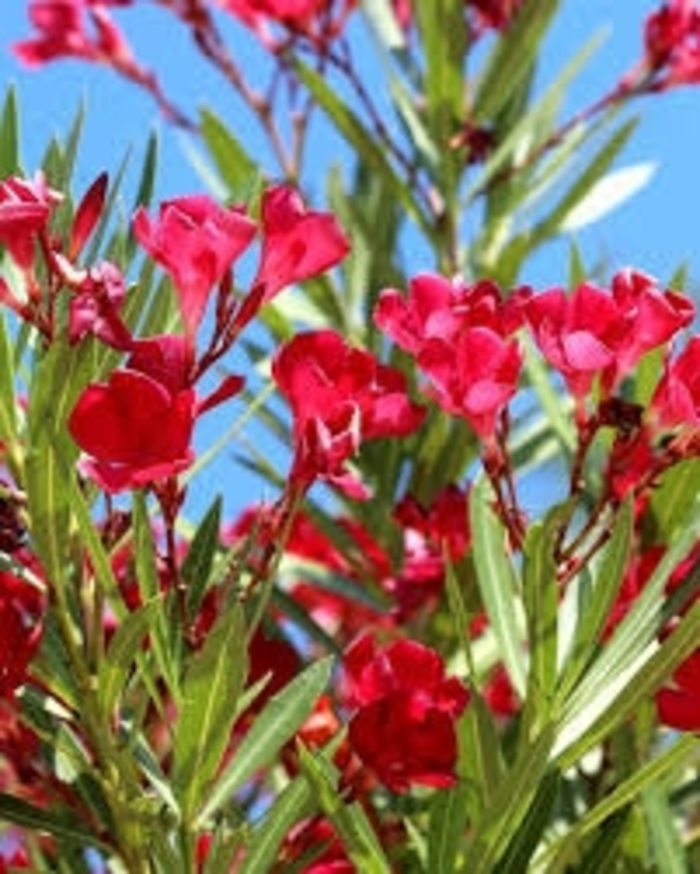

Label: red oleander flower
[609,269,694,386]
[68,366,196,493]
[0,563,43,701]
[217,0,357,47]
[375,273,522,354]
[375,274,522,440]
[65,260,132,349]
[469,0,524,32]
[0,173,62,270]
[523,283,629,400]
[254,185,350,301]
[343,633,469,793]
[651,336,700,428]
[419,328,522,440]
[133,195,257,340]
[14,1,135,69]
[657,647,700,731]
[644,0,700,88]
[272,330,425,495]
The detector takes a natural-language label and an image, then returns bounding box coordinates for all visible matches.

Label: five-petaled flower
[343,633,469,793]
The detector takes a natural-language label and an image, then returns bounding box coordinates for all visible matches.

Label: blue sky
[2,2,698,279]
[1,1,700,518]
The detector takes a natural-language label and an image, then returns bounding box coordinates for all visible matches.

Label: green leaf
[198,656,334,825]
[560,161,656,232]
[428,780,472,874]
[98,598,163,716]
[470,477,527,697]
[293,60,433,240]
[200,107,260,201]
[238,775,316,874]
[362,0,407,50]
[532,117,639,239]
[173,601,248,822]
[25,340,92,585]
[0,793,111,853]
[0,87,20,177]
[472,0,558,123]
[465,725,555,874]
[544,734,698,870]
[416,0,467,194]
[557,499,633,700]
[132,490,180,696]
[649,459,700,543]
[521,512,560,730]
[556,592,700,768]
[182,495,223,620]
[298,744,392,873]
[0,311,18,452]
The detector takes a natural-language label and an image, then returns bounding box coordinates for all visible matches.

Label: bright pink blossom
[132,195,257,340]
[419,329,522,439]
[0,173,62,270]
[254,185,350,301]
[272,330,425,495]
[217,0,357,47]
[652,336,700,428]
[15,1,135,69]
[523,283,628,399]
[65,260,132,349]
[375,274,523,439]
[644,0,700,88]
[375,273,522,353]
[609,269,694,383]
[343,633,469,793]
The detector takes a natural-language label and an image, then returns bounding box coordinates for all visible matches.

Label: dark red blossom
[0,560,43,701]
[657,647,700,731]
[68,367,195,493]
[469,0,524,32]
[273,330,425,495]
[133,194,257,340]
[343,633,469,793]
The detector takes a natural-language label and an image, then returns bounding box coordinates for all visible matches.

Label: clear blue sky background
[1,1,699,519]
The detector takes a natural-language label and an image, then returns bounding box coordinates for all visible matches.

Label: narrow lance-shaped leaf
[297,743,392,874]
[173,601,248,822]
[200,107,261,201]
[182,494,223,620]
[293,59,434,241]
[198,656,334,826]
[470,476,527,697]
[472,0,559,123]
[238,774,317,874]
[0,87,20,178]
[521,512,560,731]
